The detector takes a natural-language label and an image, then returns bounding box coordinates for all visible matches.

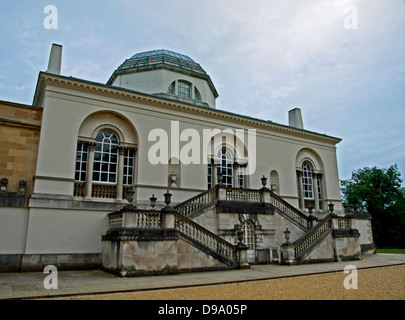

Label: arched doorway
[242,220,255,263]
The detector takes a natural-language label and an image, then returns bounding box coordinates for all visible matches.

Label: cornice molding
[33,72,342,145]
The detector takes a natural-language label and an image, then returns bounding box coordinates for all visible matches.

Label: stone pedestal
[236,243,250,269]
[280,244,296,265]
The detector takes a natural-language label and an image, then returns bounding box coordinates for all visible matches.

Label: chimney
[288,108,304,129]
[46,43,62,74]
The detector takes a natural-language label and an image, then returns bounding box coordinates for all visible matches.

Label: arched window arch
[242,220,255,251]
[207,140,249,189]
[217,149,233,187]
[74,128,137,200]
[296,153,325,212]
[242,219,256,263]
[167,80,202,102]
[93,130,119,183]
[302,161,313,199]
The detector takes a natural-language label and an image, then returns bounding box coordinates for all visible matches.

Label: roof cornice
[33,72,342,145]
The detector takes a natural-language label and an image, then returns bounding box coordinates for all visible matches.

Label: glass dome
[130,49,196,63]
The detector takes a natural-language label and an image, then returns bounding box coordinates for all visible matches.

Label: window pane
[168,81,175,94]
[194,87,201,101]
[302,162,313,199]
[178,81,191,99]
[75,143,88,182]
[217,149,233,187]
[110,154,117,164]
[110,164,117,173]
[123,148,135,186]
[93,172,100,181]
[92,130,119,184]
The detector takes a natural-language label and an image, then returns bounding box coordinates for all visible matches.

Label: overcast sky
[1,0,404,184]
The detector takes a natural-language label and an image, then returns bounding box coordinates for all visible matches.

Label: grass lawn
[376,248,405,254]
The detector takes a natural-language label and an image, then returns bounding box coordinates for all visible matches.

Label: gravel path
[68,265,405,300]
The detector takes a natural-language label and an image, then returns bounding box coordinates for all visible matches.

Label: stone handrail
[337,217,350,229]
[108,211,124,228]
[225,187,262,202]
[73,182,85,197]
[107,208,237,264]
[108,210,163,229]
[92,183,117,199]
[174,186,218,217]
[293,216,332,260]
[174,212,237,262]
[174,185,310,231]
[268,190,309,230]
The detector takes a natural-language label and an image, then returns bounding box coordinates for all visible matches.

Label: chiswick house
[0,44,375,275]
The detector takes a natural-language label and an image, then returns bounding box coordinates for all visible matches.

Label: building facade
[0,45,374,274]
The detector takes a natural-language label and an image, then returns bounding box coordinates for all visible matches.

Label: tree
[341,164,405,248]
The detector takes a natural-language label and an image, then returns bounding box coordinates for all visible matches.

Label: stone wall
[0,101,42,196]
[102,233,230,277]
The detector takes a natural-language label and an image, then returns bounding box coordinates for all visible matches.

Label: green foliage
[341,164,405,248]
[376,248,405,254]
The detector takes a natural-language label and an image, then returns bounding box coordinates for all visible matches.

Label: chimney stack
[46,43,62,74]
[288,108,304,129]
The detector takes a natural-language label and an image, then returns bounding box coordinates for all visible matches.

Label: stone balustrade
[281,214,361,265]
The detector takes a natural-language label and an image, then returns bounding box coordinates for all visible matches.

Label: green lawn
[376,248,405,254]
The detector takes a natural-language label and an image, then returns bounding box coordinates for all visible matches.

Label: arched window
[74,112,137,201]
[296,150,325,211]
[302,161,313,199]
[207,146,248,189]
[92,131,119,183]
[217,149,233,187]
[242,220,255,251]
[242,220,255,263]
[167,80,202,102]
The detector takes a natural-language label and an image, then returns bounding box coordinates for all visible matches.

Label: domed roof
[106,49,219,102]
[107,49,207,82]
[130,49,195,63]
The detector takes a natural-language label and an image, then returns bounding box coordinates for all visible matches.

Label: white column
[297,170,304,210]
[84,142,95,200]
[233,163,238,187]
[313,173,320,211]
[116,147,125,201]
[212,160,217,186]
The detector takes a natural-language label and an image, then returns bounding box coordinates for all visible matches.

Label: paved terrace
[1,254,405,300]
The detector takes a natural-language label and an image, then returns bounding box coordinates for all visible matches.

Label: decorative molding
[0,118,41,130]
[33,72,342,145]
[33,175,75,182]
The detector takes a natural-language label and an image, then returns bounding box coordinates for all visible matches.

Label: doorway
[242,220,255,263]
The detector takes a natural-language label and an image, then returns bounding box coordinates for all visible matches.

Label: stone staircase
[102,205,241,276]
[174,185,311,231]
[102,186,362,275]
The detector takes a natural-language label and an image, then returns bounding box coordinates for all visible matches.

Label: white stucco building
[0,44,374,274]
